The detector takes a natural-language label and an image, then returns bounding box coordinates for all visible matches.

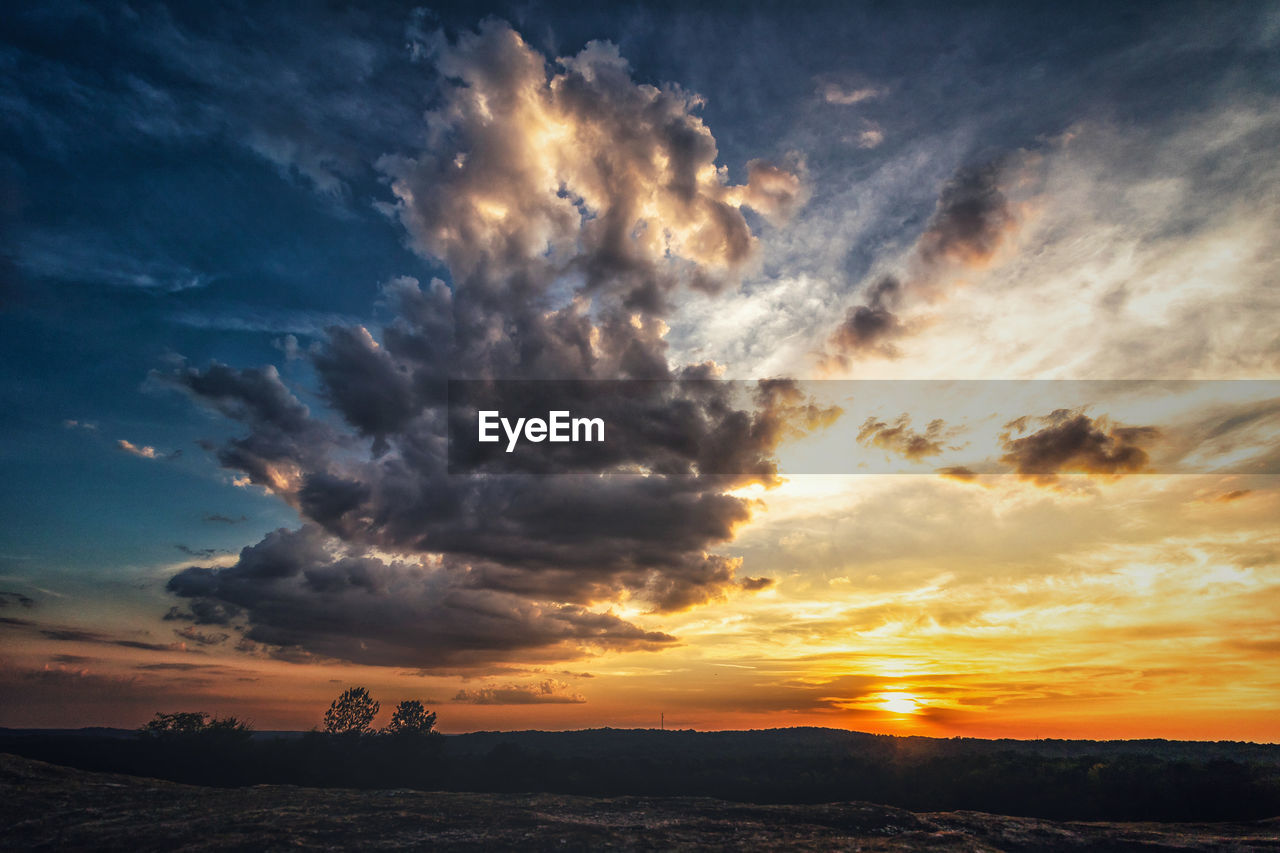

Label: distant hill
[4,725,1277,764]
[0,727,307,741]
[2,726,1277,821]
[439,726,1280,765]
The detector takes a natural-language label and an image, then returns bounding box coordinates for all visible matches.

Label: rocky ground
[4,753,1280,851]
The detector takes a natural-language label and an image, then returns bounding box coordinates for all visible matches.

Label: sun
[878,692,921,714]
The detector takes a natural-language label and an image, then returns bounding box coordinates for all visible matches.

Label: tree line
[140,686,437,739]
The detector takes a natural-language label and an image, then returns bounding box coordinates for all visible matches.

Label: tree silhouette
[323,686,379,735]
[384,699,437,736]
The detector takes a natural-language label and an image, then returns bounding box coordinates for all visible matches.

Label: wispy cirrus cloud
[17,233,212,293]
[168,308,365,336]
[821,83,884,106]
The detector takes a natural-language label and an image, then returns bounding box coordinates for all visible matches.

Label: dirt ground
[4,753,1280,851]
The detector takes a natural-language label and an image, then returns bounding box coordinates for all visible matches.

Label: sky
[1,1,1278,739]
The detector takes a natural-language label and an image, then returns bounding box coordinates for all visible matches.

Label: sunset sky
[2,1,1278,740]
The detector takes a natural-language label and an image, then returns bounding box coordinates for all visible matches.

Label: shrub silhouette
[142,712,212,736]
[384,699,437,736]
[141,712,252,741]
[323,686,379,735]
[132,711,255,785]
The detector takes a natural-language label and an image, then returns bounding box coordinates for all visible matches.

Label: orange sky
[5,468,1278,741]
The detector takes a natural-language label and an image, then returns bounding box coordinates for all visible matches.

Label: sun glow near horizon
[877,692,922,715]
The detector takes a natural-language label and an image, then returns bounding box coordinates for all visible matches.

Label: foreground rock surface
[3,753,1279,851]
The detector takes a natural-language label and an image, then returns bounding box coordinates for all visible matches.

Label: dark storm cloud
[999,410,1159,483]
[153,361,340,492]
[448,378,840,481]
[826,163,1017,364]
[161,21,816,669]
[167,526,677,669]
[160,371,778,611]
[162,362,314,434]
[312,324,419,455]
[857,415,950,461]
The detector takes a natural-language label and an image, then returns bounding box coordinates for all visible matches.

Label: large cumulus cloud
[162,21,815,670]
[377,22,804,379]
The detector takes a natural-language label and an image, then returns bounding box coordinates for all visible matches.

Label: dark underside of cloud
[160,21,821,671]
[999,410,1159,484]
